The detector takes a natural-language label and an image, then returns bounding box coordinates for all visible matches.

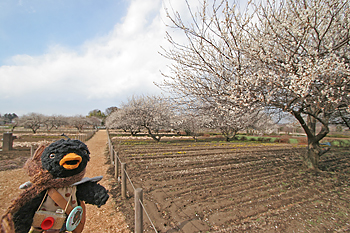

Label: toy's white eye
[49,154,55,159]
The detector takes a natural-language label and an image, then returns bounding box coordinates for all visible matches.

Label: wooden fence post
[30,145,34,157]
[114,151,119,181]
[110,147,114,164]
[135,188,143,233]
[121,163,127,199]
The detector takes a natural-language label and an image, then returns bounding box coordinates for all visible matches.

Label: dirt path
[82,130,130,233]
[0,130,130,233]
[0,169,27,214]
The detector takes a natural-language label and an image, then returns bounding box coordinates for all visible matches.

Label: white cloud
[0,0,200,115]
[1,0,163,94]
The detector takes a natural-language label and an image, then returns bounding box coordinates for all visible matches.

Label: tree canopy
[106,95,173,142]
[161,0,350,170]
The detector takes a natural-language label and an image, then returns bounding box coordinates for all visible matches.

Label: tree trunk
[339,108,350,129]
[47,126,55,132]
[185,130,191,136]
[149,134,161,142]
[192,135,198,142]
[11,125,17,132]
[221,129,237,142]
[145,126,162,142]
[302,141,320,170]
[293,111,329,170]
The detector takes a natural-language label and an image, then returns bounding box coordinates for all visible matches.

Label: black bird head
[41,139,90,178]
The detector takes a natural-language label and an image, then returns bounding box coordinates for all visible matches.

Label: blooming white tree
[105,111,117,129]
[161,0,350,170]
[86,116,103,129]
[330,105,350,129]
[106,95,173,142]
[202,106,264,141]
[171,107,207,141]
[105,106,141,135]
[68,115,89,132]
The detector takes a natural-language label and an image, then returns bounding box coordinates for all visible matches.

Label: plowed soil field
[110,137,350,232]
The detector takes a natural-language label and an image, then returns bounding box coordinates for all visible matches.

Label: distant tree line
[0,107,118,133]
[105,95,274,142]
[0,113,18,124]
[9,114,97,133]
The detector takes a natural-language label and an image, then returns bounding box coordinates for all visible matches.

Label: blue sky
[0,0,198,116]
[0,0,128,65]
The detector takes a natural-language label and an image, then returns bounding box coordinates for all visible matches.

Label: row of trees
[6,114,102,133]
[0,108,119,133]
[105,95,274,142]
[156,0,350,170]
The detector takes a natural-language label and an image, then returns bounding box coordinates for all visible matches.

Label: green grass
[270,137,278,142]
[289,138,299,144]
[326,134,350,138]
[331,139,350,147]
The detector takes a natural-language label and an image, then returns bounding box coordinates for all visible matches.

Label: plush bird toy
[1,138,109,233]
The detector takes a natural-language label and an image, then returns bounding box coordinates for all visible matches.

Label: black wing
[76,182,109,207]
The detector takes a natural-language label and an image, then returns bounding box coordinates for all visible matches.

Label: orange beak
[59,153,82,170]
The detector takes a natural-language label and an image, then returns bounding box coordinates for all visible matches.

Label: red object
[41,217,55,230]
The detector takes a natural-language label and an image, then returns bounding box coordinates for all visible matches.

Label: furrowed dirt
[110,137,350,232]
[1,131,350,232]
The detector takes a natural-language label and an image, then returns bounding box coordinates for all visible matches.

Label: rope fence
[107,131,158,233]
